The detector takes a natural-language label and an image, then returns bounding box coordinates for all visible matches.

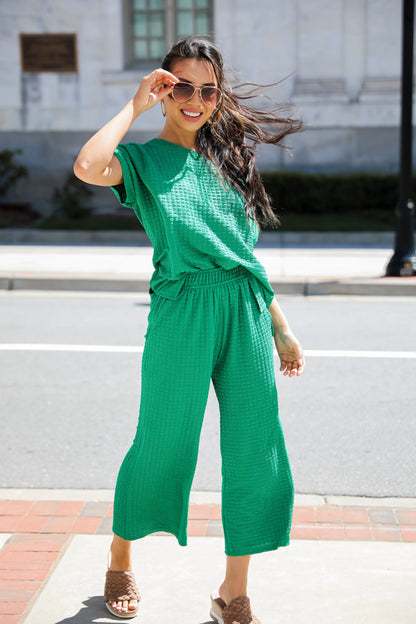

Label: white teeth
[182,110,201,118]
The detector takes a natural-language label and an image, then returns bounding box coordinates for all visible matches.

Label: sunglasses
[168,81,222,107]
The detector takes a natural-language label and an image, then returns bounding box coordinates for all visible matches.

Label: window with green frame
[125,0,213,67]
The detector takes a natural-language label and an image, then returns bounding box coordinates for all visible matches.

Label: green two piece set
[110,139,294,556]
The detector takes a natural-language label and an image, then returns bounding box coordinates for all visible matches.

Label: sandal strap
[222,596,261,624]
[104,570,141,603]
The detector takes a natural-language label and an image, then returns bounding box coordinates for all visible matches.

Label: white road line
[0,344,416,359]
[0,344,143,353]
[304,349,416,359]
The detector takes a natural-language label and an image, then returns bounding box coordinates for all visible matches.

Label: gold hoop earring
[161,100,166,117]
[209,109,221,125]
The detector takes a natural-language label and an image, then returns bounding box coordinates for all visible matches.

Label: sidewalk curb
[1,488,415,508]
[0,229,396,247]
[1,276,150,293]
[1,275,416,296]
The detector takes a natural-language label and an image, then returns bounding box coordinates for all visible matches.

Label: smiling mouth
[181,110,203,120]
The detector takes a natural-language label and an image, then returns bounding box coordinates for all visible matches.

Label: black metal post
[386,0,416,276]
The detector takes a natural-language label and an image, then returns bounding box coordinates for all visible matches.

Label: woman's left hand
[273,328,305,377]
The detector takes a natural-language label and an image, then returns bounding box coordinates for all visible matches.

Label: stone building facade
[0,0,408,215]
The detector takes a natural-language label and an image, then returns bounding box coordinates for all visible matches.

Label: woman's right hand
[73,69,179,188]
[132,68,179,116]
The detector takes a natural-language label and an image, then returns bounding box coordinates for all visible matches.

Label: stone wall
[0,0,408,215]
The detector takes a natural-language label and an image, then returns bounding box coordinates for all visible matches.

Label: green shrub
[0,149,28,198]
[36,170,411,232]
[52,172,93,219]
[260,171,401,215]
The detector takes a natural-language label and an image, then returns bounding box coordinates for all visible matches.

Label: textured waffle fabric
[111,138,275,307]
[112,265,294,556]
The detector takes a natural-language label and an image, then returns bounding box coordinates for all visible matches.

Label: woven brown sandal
[104,569,140,619]
[210,594,261,624]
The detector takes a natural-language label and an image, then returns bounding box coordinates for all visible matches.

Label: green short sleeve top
[111,138,274,307]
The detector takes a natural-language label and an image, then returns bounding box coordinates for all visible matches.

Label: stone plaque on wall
[20,34,77,72]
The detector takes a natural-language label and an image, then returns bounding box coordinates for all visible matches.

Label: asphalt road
[1,290,415,497]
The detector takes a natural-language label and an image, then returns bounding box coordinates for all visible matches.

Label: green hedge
[260,171,406,214]
[34,171,413,232]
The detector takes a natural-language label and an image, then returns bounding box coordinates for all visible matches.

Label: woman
[74,36,304,624]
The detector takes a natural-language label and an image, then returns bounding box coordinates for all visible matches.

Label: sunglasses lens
[172,83,195,102]
[201,87,220,106]
[171,82,221,107]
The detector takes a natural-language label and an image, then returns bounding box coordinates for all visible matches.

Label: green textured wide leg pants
[113,265,294,556]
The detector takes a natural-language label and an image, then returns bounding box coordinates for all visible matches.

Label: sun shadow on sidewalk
[51,595,215,624]
[53,596,105,623]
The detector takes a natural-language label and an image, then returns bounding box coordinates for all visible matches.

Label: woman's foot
[104,568,140,618]
[211,554,252,622]
[106,537,139,616]
[210,593,261,624]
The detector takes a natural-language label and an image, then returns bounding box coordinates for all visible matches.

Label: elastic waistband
[182,265,248,289]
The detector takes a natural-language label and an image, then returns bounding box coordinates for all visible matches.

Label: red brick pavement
[0,500,415,623]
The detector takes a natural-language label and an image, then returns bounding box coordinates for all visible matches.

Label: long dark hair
[161,37,303,229]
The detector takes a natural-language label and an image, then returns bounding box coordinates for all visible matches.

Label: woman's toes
[129,600,138,611]
[112,600,126,613]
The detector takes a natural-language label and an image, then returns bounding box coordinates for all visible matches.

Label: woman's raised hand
[73,69,179,187]
[132,69,179,115]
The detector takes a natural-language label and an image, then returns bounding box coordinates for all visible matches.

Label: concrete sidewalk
[0,491,415,624]
[23,536,416,624]
[1,231,416,295]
